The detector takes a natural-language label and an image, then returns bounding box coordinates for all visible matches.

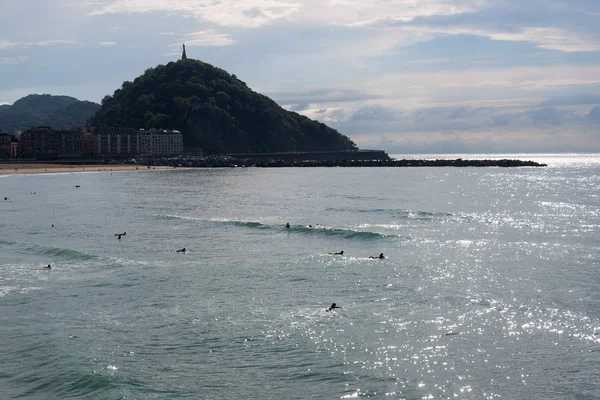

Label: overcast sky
[1,0,600,153]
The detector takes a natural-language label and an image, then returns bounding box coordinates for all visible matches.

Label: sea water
[1,154,599,399]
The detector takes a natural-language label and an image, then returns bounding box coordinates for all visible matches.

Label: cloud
[313,0,483,26]
[0,39,77,49]
[455,26,600,53]
[89,0,302,28]
[176,30,236,47]
[24,40,78,46]
[0,40,18,49]
[0,56,33,65]
[99,41,118,46]
[272,88,380,105]
[539,94,600,107]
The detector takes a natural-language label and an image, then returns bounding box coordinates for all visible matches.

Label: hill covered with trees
[0,94,100,133]
[91,59,357,154]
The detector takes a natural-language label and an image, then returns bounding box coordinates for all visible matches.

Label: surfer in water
[329,250,344,255]
[326,303,341,312]
[176,248,186,253]
[285,222,290,229]
[43,264,52,270]
[369,253,385,259]
[116,234,122,240]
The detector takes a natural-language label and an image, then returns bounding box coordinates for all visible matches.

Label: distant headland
[0,45,546,167]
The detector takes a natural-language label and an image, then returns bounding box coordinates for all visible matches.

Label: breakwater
[130,156,547,168]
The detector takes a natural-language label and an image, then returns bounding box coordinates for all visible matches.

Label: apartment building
[83,127,140,156]
[18,127,83,158]
[0,132,18,158]
[85,127,183,157]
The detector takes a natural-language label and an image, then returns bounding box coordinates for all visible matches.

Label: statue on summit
[182,44,187,60]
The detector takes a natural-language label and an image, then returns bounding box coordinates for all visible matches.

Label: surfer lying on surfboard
[328,250,344,255]
[32,264,52,270]
[326,303,341,312]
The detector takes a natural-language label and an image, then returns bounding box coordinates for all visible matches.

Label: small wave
[325,208,456,221]
[292,225,390,241]
[160,215,397,241]
[23,244,97,261]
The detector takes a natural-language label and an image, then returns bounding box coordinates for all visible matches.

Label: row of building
[0,126,184,159]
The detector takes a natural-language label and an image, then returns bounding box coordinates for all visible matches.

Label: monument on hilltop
[182,44,187,60]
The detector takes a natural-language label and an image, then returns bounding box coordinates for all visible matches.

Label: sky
[1,0,600,153]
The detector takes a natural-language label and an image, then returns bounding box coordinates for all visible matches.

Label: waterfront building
[84,127,183,157]
[83,126,139,156]
[141,129,183,156]
[18,127,83,158]
[0,132,17,158]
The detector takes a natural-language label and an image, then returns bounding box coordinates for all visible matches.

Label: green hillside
[91,59,357,154]
[0,94,100,133]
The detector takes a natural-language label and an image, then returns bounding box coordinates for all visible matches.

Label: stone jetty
[128,156,547,168]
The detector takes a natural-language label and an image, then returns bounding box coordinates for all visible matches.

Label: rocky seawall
[128,156,547,168]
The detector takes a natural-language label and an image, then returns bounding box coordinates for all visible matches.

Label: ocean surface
[1,153,599,399]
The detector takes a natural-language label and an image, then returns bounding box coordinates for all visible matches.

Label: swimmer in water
[329,250,344,255]
[176,248,186,253]
[369,253,385,259]
[326,303,341,312]
[285,222,290,229]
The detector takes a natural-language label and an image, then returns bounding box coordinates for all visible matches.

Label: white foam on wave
[0,285,18,297]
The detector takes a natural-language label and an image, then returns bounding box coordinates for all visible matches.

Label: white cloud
[0,40,18,49]
[89,0,302,28]
[88,0,486,28]
[333,0,483,26]
[418,26,600,53]
[0,39,77,49]
[99,41,118,46]
[0,56,33,65]
[24,40,78,46]
[176,30,236,47]
[351,65,600,109]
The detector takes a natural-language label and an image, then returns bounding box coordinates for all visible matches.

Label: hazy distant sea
[1,153,599,399]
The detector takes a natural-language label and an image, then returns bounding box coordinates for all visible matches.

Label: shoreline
[0,164,173,175]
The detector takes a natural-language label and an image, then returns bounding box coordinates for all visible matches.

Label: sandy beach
[0,163,173,175]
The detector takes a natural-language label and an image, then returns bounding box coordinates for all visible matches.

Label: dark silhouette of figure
[52,224,54,227]
[4,197,7,200]
[117,234,122,240]
[326,303,341,312]
[370,253,385,259]
[285,222,290,229]
[75,185,80,188]
[177,248,186,253]
[44,264,52,270]
[329,250,344,255]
